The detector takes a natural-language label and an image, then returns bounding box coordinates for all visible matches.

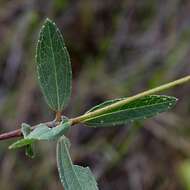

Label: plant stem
[56,111,62,122]
[0,121,56,141]
[70,75,190,125]
[0,75,189,141]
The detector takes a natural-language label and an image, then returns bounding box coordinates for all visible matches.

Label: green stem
[70,75,190,125]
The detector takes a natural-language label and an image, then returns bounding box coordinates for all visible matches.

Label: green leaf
[57,136,98,190]
[21,123,35,158]
[25,144,35,158]
[9,121,70,149]
[9,139,35,149]
[21,123,32,137]
[36,18,72,111]
[84,95,177,127]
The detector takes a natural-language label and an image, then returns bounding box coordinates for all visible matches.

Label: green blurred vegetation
[0,0,190,189]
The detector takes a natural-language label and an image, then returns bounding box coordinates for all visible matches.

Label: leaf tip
[8,144,15,150]
[40,18,54,32]
[45,17,53,24]
[44,18,57,27]
[170,96,178,105]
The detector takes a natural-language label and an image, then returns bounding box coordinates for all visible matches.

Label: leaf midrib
[60,140,83,190]
[47,23,60,111]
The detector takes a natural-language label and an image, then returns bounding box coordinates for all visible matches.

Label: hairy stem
[0,75,189,141]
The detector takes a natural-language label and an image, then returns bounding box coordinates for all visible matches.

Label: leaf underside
[9,121,70,149]
[36,18,72,111]
[57,136,98,190]
[84,95,177,127]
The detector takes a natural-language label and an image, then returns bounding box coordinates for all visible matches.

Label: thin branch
[0,75,189,141]
[0,121,56,141]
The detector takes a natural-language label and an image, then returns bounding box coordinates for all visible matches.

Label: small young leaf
[27,121,70,140]
[9,139,35,149]
[36,18,72,111]
[25,144,35,158]
[9,121,70,149]
[57,136,98,190]
[84,95,177,127]
[21,123,32,137]
[21,123,35,158]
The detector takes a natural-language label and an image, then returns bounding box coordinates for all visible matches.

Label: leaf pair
[36,19,178,129]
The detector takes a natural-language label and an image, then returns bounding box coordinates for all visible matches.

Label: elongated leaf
[84,95,177,127]
[36,18,72,111]
[9,121,70,149]
[21,123,35,158]
[57,136,98,190]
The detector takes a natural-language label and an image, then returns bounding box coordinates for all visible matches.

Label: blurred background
[0,0,190,189]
